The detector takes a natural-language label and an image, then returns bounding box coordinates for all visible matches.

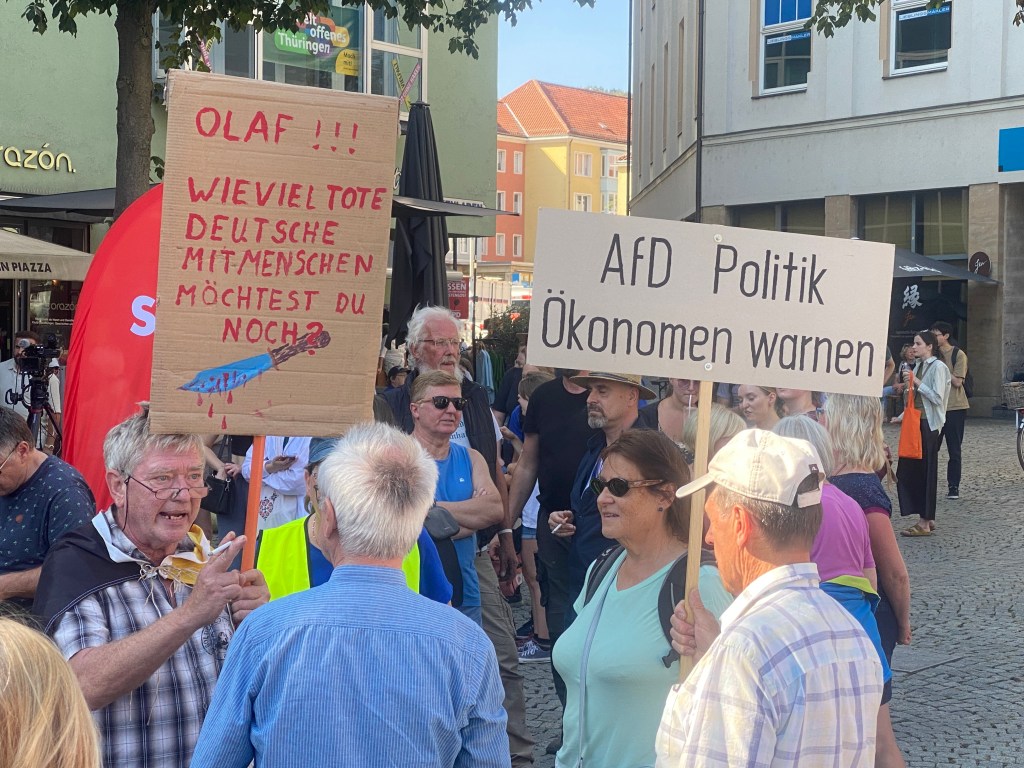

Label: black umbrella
[388,102,449,346]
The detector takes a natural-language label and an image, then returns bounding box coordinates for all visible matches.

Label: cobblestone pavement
[513,418,1024,767]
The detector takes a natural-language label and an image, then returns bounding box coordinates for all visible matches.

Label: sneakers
[515,617,534,643]
[947,487,960,500]
[517,638,551,664]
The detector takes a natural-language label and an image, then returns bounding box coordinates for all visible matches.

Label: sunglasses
[418,395,467,411]
[589,476,664,497]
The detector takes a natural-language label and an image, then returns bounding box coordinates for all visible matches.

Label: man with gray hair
[384,304,533,767]
[33,403,269,768]
[656,429,883,767]
[191,422,509,768]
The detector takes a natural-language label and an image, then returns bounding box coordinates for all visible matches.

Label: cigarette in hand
[552,523,565,534]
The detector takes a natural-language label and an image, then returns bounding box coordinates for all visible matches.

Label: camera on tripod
[20,334,61,377]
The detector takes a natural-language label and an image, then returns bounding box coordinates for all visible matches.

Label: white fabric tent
[0,229,92,280]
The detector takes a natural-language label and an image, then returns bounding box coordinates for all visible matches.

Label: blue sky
[497,1,630,97]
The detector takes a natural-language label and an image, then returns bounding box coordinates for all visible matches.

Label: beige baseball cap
[675,428,825,508]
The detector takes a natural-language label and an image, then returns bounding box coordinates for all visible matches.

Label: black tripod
[8,373,62,456]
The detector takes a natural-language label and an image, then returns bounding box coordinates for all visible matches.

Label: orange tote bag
[898,371,923,460]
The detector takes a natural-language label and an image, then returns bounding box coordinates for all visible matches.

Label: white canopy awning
[0,229,92,280]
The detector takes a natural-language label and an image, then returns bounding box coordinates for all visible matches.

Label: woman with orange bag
[894,331,951,536]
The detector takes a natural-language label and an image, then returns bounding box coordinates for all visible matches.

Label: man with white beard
[383,305,534,767]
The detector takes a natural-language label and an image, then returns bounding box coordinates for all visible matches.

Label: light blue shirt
[190,566,509,768]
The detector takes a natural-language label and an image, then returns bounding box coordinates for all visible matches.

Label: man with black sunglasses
[385,305,533,767]
[0,405,93,614]
[548,372,656,601]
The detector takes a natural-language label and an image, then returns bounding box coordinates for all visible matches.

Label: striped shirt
[52,512,233,768]
[656,563,883,768]
[191,565,510,768]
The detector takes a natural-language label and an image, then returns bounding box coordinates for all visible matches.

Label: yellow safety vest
[255,516,420,600]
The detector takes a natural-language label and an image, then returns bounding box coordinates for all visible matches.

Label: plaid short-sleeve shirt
[656,563,883,767]
[53,512,233,768]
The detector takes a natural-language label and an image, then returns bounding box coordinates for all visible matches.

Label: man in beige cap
[548,371,656,597]
[655,429,883,767]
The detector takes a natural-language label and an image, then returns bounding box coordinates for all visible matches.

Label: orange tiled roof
[499,80,627,144]
[497,101,527,137]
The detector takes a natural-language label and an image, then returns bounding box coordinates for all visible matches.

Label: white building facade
[631,0,1024,412]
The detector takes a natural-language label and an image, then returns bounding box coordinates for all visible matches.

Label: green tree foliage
[808,0,1024,37]
[484,304,529,365]
[15,0,594,217]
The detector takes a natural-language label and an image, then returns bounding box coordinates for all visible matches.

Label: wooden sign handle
[679,380,716,681]
[241,435,265,570]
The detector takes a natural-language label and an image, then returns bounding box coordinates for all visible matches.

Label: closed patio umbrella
[387,102,449,345]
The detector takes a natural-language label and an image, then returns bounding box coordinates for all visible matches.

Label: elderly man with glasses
[0,405,93,613]
[33,403,269,768]
[385,305,534,768]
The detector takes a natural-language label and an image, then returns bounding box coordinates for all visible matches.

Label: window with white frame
[574,152,593,177]
[892,0,952,73]
[496,191,506,211]
[601,151,617,178]
[496,234,505,257]
[261,8,365,93]
[457,238,470,256]
[513,234,522,258]
[761,0,812,92]
[497,149,507,173]
[574,193,592,212]
[513,151,523,174]
[369,6,425,106]
[154,16,256,81]
[479,238,488,256]
[602,192,618,213]
[512,192,522,214]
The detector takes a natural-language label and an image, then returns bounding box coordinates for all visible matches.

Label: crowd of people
[0,304,971,767]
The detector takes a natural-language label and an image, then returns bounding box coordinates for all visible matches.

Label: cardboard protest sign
[528,209,895,397]
[150,70,398,436]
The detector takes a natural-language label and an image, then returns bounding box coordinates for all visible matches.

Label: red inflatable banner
[63,186,163,508]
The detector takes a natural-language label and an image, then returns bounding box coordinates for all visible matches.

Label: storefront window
[369,3,425,107]
[262,6,363,93]
[733,200,824,235]
[29,280,77,355]
[861,189,965,257]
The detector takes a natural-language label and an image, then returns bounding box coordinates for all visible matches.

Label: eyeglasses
[0,444,19,474]
[589,476,664,497]
[128,475,210,500]
[422,338,461,349]
[417,395,467,411]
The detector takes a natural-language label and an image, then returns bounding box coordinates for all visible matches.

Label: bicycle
[1003,382,1024,471]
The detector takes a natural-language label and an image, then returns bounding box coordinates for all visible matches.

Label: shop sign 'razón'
[0,143,75,173]
[527,209,895,398]
[150,70,398,437]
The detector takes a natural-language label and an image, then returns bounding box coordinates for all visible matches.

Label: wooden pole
[241,435,265,570]
[679,380,716,681]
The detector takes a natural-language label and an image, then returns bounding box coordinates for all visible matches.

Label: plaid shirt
[656,563,883,767]
[53,511,233,768]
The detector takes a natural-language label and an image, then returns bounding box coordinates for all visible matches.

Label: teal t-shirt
[552,552,733,768]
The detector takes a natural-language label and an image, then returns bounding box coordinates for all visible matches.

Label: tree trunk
[113,1,156,220]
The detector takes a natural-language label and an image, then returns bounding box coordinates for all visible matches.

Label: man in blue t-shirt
[411,370,503,626]
[0,407,94,611]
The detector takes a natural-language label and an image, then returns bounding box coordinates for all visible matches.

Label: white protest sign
[527,209,895,397]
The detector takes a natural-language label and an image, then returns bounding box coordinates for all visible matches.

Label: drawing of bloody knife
[179,330,332,394]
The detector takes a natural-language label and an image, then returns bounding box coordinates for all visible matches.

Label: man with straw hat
[548,371,656,598]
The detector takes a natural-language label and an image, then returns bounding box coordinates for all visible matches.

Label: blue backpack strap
[658,549,717,668]
[583,545,624,605]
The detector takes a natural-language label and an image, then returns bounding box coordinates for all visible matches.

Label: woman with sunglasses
[551,429,732,768]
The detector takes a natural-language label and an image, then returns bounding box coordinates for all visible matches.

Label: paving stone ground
[513,418,1024,767]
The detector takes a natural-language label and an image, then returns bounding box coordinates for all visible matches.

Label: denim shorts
[522,525,537,541]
